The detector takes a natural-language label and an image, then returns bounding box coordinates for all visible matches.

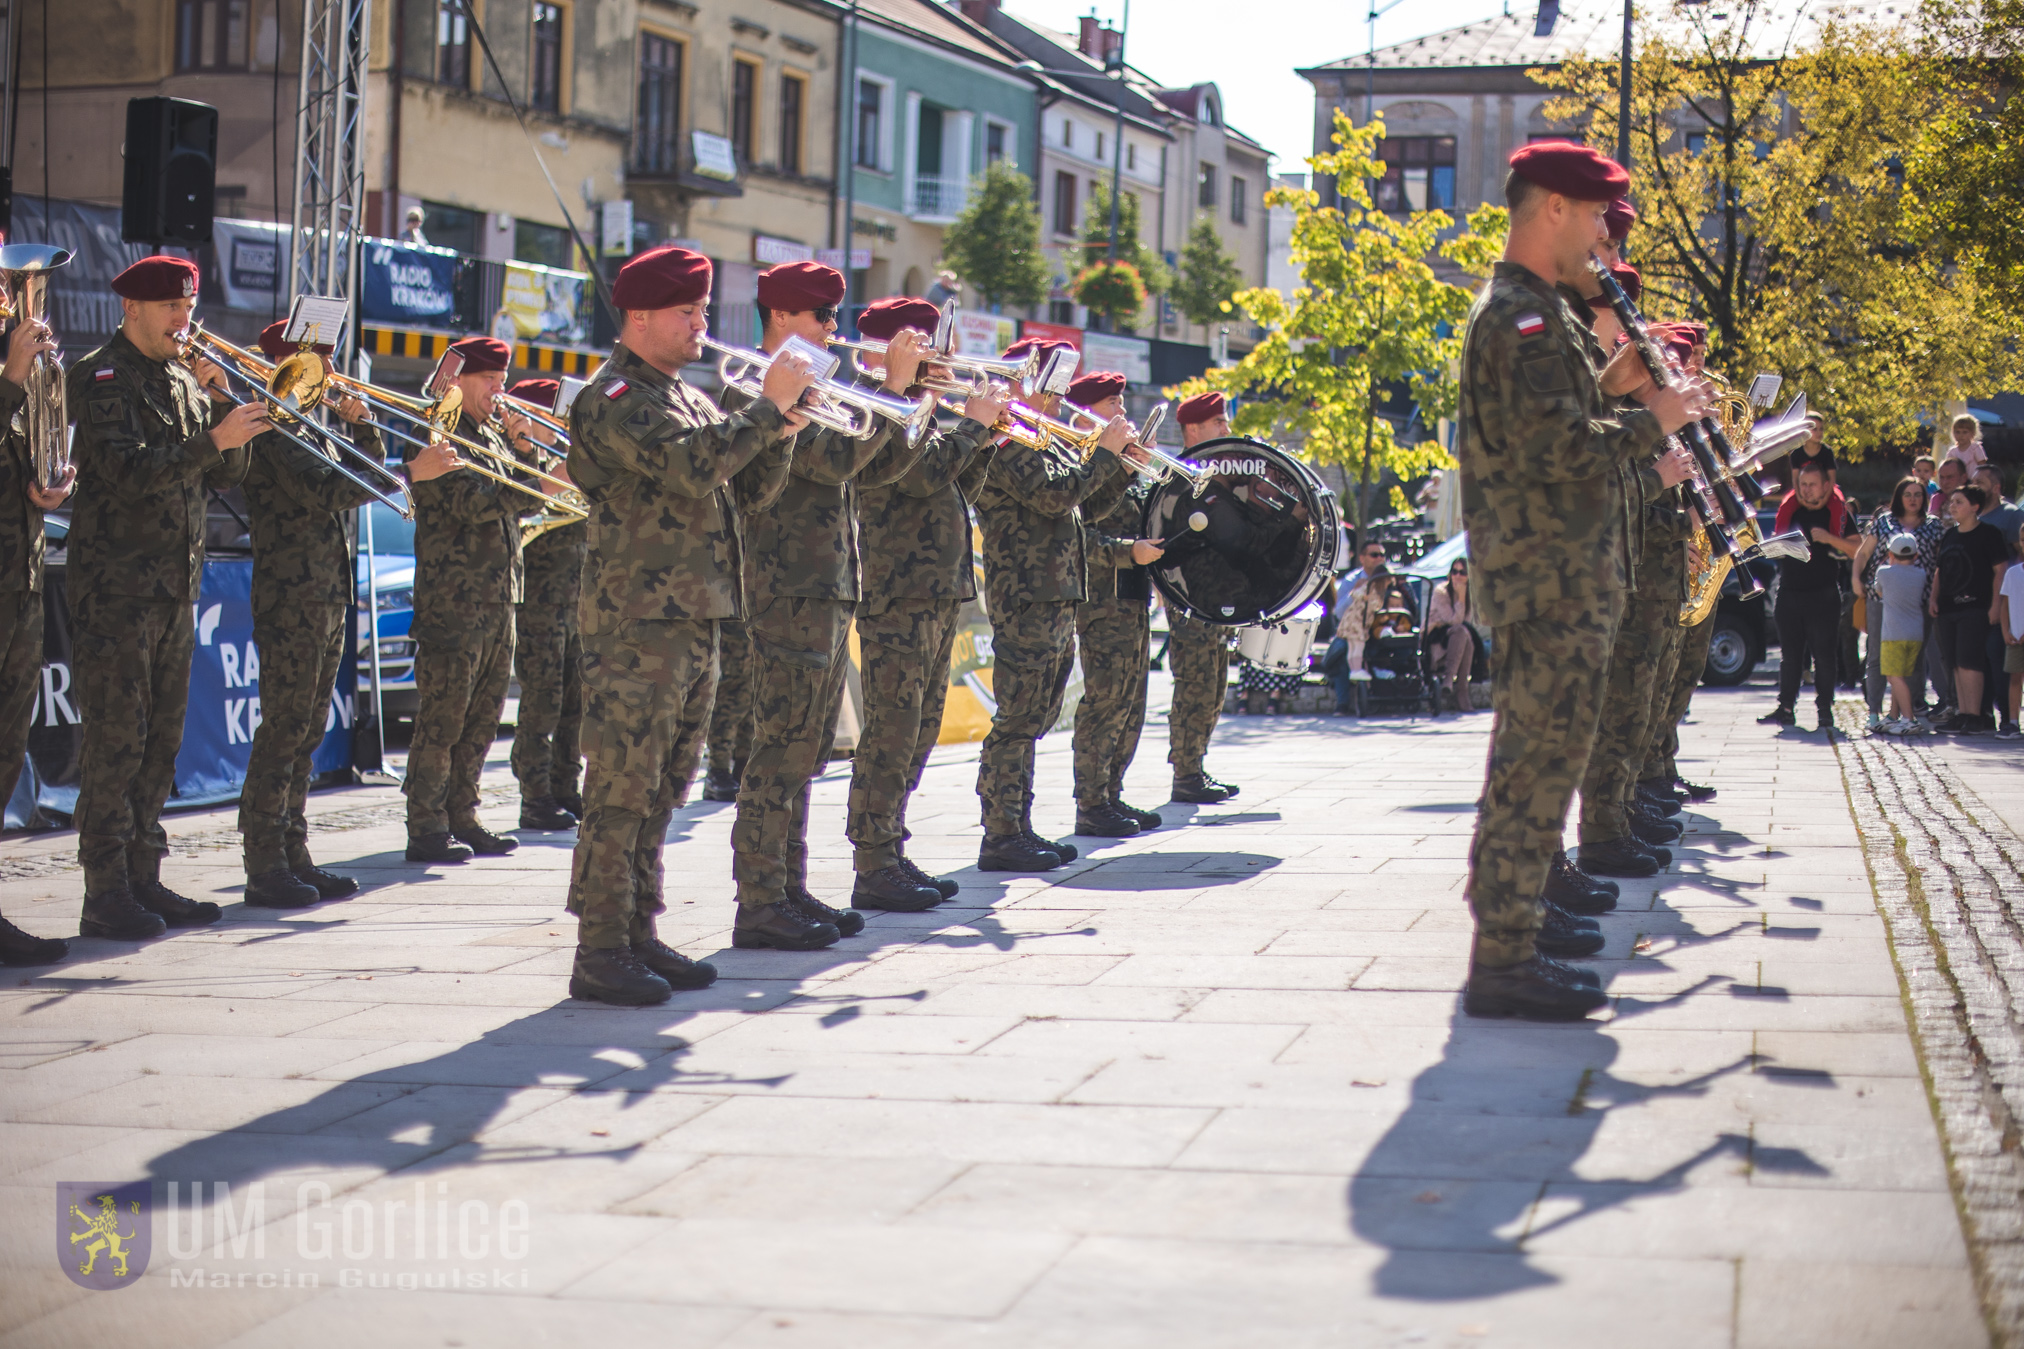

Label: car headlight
[371,587,414,613]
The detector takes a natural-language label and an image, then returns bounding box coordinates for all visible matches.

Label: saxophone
[1679,379,1761,627]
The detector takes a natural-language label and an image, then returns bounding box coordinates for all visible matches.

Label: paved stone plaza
[2,671,2017,1348]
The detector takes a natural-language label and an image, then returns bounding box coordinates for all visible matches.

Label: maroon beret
[1645,323,1697,363]
[1067,371,1126,406]
[1610,263,1641,305]
[1003,336,1076,362]
[508,378,560,407]
[1508,141,1630,203]
[1176,391,1226,426]
[1604,197,1637,241]
[756,261,845,312]
[258,320,334,362]
[111,255,199,302]
[612,245,713,310]
[448,336,512,374]
[856,296,942,341]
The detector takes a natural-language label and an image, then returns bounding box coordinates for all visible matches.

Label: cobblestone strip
[1836,705,2024,1343]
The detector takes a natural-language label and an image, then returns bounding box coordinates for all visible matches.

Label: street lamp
[1617,0,1633,170]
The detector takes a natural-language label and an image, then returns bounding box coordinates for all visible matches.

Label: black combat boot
[628,919,719,990]
[1022,809,1077,861]
[1674,776,1716,802]
[1535,902,1607,960]
[554,784,585,817]
[244,869,320,909]
[452,824,519,855]
[1545,848,1619,914]
[79,888,169,941]
[1579,836,1660,879]
[733,901,841,950]
[1114,800,1163,831]
[133,876,222,928]
[519,796,577,831]
[1201,774,1239,799]
[1171,774,1232,804]
[788,886,867,935]
[701,760,741,802]
[978,832,1063,872]
[1636,838,1673,869]
[850,866,940,913]
[1463,955,1609,1020]
[899,855,959,900]
[406,831,473,864]
[1073,802,1140,838]
[0,915,68,966]
[569,945,673,1005]
[290,863,360,899]
[1637,778,1684,815]
[1627,808,1683,847]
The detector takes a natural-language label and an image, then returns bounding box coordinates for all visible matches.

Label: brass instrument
[703,334,938,447]
[0,244,73,490]
[1042,400,1211,492]
[1678,380,1813,626]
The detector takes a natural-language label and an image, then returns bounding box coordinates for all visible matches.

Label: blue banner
[361,239,460,325]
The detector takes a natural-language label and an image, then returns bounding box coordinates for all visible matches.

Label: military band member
[64,256,260,938]
[0,313,74,964]
[1456,143,1703,1020]
[564,245,804,1005]
[1165,392,1240,804]
[504,376,587,830]
[1066,370,1164,838]
[238,321,399,907]
[402,336,534,864]
[699,618,752,801]
[847,297,1006,902]
[973,338,1137,872]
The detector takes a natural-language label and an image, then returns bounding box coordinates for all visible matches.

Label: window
[1197,163,1217,209]
[175,0,249,71]
[1373,136,1457,212]
[530,2,564,112]
[1126,143,1136,172]
[515,220,572,269]
[420,202,480,255]
[1053,170,1078,236]
[1062,119,1073,147]
[634,33,683,175]
[855,78,884,169]
[778,72,805,174]
[1230,176,1247,225]
[435,0,469,85]
[985,122,1007,165]
[1096,132,1105,162]
[731,59,758,166]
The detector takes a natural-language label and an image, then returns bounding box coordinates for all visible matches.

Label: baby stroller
[1355,593,1434,717]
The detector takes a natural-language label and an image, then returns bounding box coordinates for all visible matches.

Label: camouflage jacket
[521,519,586,615]
[1082,475,1153,606]
[567,343,793,634]
[408,411,524,643]
[241,420,387,617]
[0,378,44,593]
[63,330,249,603]
[975,436,1126,612]
[857,413,997,610]
[1560,284,1668,591]
[722,385,927,603]
[1459,262,1662,627]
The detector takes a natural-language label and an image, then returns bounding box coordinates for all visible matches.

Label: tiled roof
[860,0,1028,70]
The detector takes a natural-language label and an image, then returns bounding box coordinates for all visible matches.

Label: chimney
[1103,26,1124,66]
[1533,0,1559,37]
[958,0,998,26]
[1078,14,1103,57]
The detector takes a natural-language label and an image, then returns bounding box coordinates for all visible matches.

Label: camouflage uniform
[64,332,249,892]
[1164,612,1231,778]
[1074,477,1153,805]
[511,519,586,803]
[703,618,753,782]
[973,437,1127,834]
[1458,261,1662,967]
[236,419,388,874]
[564,344,792,949]
[404,412,525,838]
[848,415,996,872]
[725,386,925,910]
[0,378,46,813]
[1647,610,1716,784]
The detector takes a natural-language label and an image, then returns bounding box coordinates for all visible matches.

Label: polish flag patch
[94,367,117,382]
[1514,314,1545,337]
[603,380,629,399]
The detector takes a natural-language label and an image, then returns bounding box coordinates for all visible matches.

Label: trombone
[178,325,418,520]
[493,391,572,446]
[703,334,939,448]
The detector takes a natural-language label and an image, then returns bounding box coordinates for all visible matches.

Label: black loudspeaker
[121,97,218,247]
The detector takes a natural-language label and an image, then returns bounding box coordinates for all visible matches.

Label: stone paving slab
[0,674,2003,1347]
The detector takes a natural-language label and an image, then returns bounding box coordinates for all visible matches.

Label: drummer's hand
[2,319,56,387]
[26,464,73,510]
[407,439,463,482]
[1096,415,1133,454]
[880,329,926,393]
[192,357,232,400]
[333,392,372,426]
[1131,539,1165,566]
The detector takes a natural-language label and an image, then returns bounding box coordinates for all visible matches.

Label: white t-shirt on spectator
[2002,564,2024,640]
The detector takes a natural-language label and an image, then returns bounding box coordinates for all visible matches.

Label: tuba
[0,244,74,489]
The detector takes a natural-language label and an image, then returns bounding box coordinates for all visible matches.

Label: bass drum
[1141,436,1345,626]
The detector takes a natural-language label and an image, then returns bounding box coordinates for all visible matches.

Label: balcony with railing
[908,175,972,223]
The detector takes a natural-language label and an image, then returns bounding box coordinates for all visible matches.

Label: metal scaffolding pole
[289,0,372,368]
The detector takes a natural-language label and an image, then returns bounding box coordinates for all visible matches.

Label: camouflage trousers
[977,600,1077,835]
[1467,590,1626,967]
[732,597,852,908]
[239,601,347,874]
[567,618,718,949]
[1072,596,1150,805]
[404,605,514,838]
[1165,611,1230,779]
[704,618,754,778]
[72,594,194,891]
[848,597,960,873]
[1577,585,1683,845]
[0,589,41,811]
[1645,611,1716,783]
[510,603,582,801]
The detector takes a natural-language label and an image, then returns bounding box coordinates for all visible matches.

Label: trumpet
[704,335,938,448]
[0,243,71,491]
[937,394,1056,451]
[493,391,572,446]
[1043,400,1211,493]
[178,325,418,520]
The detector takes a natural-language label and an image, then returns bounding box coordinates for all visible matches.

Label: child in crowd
[1913,454,1938,499]
[1947,414,1990,475]
[1877,533,1930,734]
[2002,523,2024,741]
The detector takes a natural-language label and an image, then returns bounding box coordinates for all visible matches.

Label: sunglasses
[813,306,840,324]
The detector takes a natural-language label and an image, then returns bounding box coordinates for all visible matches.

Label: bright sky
[1002,0,1518,172]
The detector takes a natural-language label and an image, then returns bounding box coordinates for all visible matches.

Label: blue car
[356,503,418,720]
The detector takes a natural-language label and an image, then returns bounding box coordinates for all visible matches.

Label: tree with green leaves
[1169,214,1243,329]
[1067,181,1167,330]
[1905,0,2024,314]
[940,161,1051,310]
[1170,111,1504,528]
[1073,259,1149,329]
